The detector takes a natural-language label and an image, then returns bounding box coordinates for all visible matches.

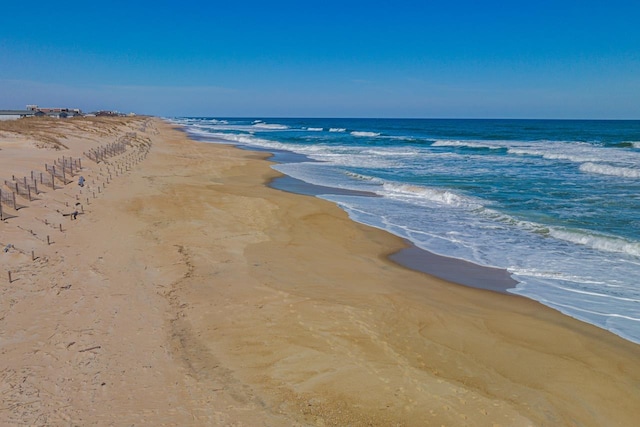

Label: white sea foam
[362,149,419,157]
[547,301,640,323]
[176,119,262,134]
[252,122,289,130]
[181,118,229,125]
[479,208,549,234]
[432,139,503,150]
[351,131,381,137]
[344,171,381,183]
[306,127,323,131]
[273,163,380,194]
[306,152,398,168]
[579,162,640,178]
[506,140,640,169]
[507,147,602,163]
[508,269,612,291]
[435,140,632,168]
[329,128,346,132]
[193,130,275,148]
[183,127,216,139]
[380,183,482,209]
[547,282,640,303]
[548,228,640,257]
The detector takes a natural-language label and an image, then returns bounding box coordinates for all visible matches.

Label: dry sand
[1,116,639,426]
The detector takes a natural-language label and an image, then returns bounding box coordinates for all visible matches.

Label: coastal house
[95,110,116,116]
[26,105,83,118]
[0,105,130,119]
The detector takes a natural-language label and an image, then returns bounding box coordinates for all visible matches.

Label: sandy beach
[1,116,639,426]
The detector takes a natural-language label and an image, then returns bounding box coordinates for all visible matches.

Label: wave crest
[344,171,380,182]
[381,183,481,209]
[507,147,601,163]
[351,131,380,137]
[549,228,640,257]
[432,139,502,150]
[252,122,289,130]
[580,162,640,178]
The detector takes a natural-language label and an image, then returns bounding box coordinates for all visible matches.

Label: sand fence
[1,131,151,283]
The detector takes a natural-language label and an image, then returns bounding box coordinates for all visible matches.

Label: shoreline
[191,131,520,295]
[1,117,639,425]
[182,120,640,346]
[270,174,518,294]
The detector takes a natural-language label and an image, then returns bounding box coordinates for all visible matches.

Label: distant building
[26,105,83,117]
[95,110,121,117]
[0,105,132,120]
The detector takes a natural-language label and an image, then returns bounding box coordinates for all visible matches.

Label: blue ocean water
[172,117,640,344]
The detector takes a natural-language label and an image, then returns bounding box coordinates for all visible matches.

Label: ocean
[171,117,640,345]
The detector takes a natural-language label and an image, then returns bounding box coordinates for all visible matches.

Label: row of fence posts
[2,140,141,219]
[4,139,151,282]
[0,157,83,218]
[83,141,128,164]
[45,156,82,185]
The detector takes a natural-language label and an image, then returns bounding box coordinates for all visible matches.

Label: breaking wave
[579,162,640,178]
[252,122,289,130]
[351,131,381,137]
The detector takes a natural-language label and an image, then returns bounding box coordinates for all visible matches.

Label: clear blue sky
[1,0,639,118]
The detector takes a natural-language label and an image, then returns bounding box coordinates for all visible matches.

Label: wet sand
[1,116,639,426]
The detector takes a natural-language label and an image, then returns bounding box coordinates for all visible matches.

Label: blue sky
[1,0,639,118]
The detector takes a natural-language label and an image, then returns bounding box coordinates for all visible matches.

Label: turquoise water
[172,117,640,344]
